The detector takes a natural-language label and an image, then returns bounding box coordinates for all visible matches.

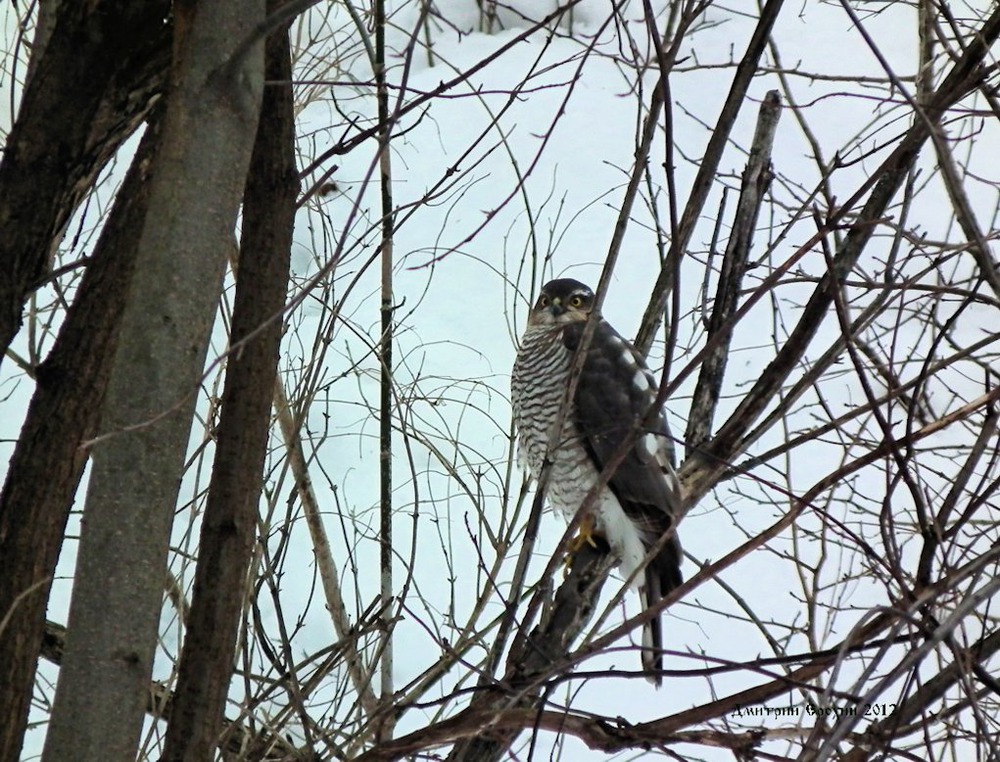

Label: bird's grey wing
[563,320,683,590]
[565,320,683,684]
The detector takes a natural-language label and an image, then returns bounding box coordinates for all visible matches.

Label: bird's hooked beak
[547,297,568,317]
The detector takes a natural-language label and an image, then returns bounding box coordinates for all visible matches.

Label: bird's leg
[564,512,600,570]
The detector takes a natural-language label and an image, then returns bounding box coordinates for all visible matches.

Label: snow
[3,0,1000,759]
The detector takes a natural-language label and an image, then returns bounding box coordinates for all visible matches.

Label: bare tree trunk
[41,1,266,759]
[0,1,169,361]
[160,9,298,759]
[39,620,309,760]
[0,112,162,762]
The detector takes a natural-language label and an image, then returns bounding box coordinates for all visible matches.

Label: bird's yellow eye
[538,295,550,308]
[569,295,584,308]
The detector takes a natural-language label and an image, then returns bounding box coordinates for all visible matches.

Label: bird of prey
[511,278,682,684]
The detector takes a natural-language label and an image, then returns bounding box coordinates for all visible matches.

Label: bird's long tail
[639,572,664,687]
[640,536,683,687]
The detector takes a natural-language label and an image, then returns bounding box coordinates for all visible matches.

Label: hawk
[511,278,682,685]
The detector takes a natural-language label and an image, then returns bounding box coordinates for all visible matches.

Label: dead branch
[685,89,782,455]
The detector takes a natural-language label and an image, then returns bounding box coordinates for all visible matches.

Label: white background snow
[3,0,999,759]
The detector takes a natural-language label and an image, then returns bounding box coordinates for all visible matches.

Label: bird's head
[528,279,596,326]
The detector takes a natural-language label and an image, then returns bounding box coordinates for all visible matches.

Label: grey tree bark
[160,5,298,757]
[0,1,169,362]
[0,110,162,762]
[41,1,266,759]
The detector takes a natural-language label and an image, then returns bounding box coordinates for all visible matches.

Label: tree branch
[685,89,781,455]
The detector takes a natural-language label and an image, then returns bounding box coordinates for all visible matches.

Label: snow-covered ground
[4,0,999,759]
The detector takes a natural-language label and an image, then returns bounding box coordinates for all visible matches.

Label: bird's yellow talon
[564,513,599,569]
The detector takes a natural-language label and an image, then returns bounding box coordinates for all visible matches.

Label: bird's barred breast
[512,327,598,518]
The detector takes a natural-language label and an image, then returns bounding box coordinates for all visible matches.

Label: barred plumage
[511,278,683,686]
[511,323,591,516]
